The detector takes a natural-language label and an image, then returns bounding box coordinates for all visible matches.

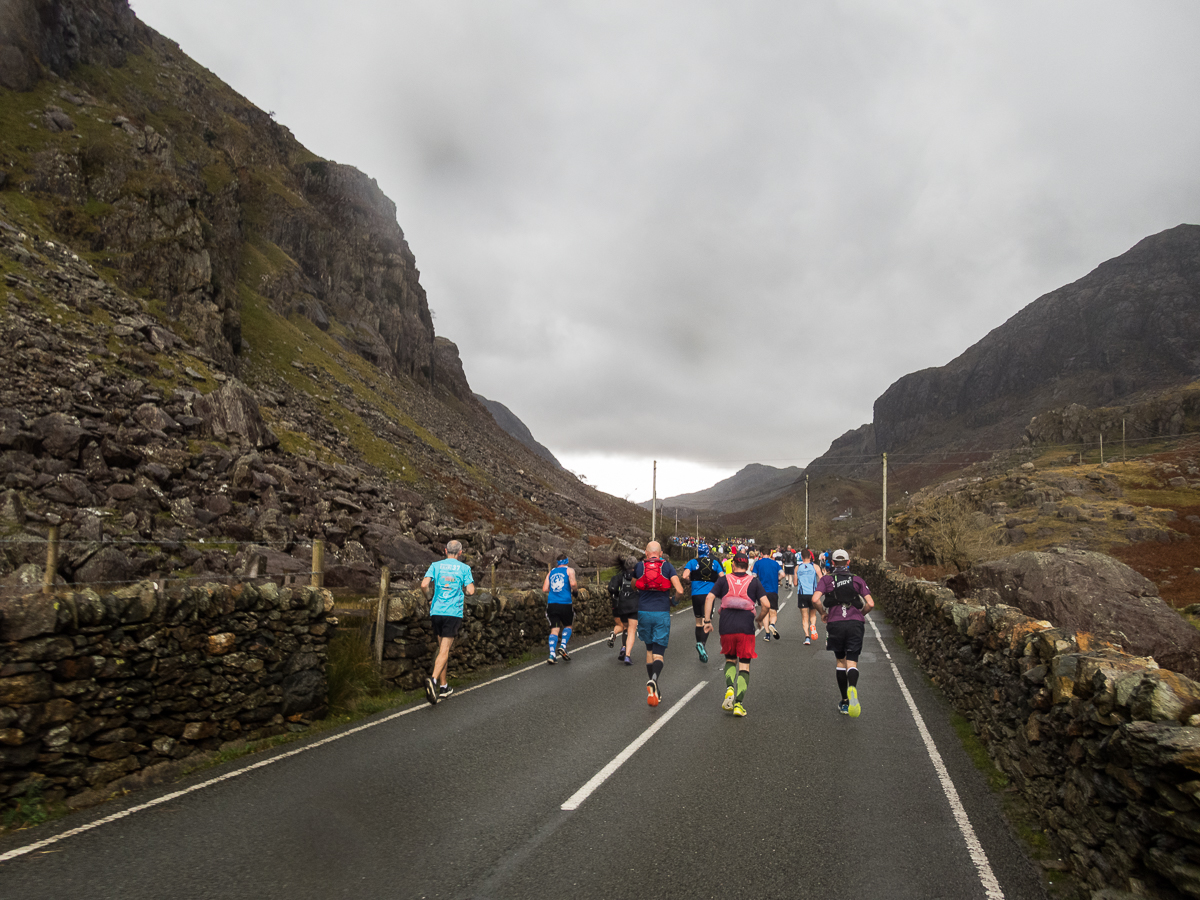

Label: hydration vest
[829,571,863,610]
[693,556,721,583]
[635,557,672,592]
[719,573,757,612]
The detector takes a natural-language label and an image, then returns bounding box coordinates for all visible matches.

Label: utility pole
[1099,432,1104,466]
[651,460,657,544]
[1123,418,1126,462]
[882,453,888,565]
[804,474,809,548]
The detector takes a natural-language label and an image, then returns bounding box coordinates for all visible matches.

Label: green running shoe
[848,686,861,718]
[722,687,735,710]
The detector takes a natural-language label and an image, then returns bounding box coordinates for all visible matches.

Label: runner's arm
[540,573,550,592]
[861,591,874,615]
[420,577,433,599]
[568,567,578,589]
[702,592,716,633]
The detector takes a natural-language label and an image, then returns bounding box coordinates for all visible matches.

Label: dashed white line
[561,680,708,811]
[867,617,1005,900]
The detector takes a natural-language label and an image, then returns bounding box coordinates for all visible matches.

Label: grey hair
[446,539,463,556]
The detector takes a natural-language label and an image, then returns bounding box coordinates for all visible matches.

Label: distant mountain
[474,394,563,470]
[644,464,804,514]
[808,224,1200,478]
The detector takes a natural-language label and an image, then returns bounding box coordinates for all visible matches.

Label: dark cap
[733,552,749,568]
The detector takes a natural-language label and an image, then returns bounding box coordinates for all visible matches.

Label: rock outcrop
[949,548,1200,680]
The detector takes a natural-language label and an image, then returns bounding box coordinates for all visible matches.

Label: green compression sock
[736,670,750,703]
[724,662,736,690]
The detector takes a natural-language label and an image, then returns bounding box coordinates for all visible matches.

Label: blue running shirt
[796,561,819,594]
[425,558,474,617]
[547,564,573,604]
[752,557,781,593]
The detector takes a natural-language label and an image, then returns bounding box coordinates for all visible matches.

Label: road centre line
[867,617,1005,900]
[561,680,708,811]
[2,600,704,862]
[0,628,621,863]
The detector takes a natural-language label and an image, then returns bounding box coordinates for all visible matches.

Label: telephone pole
[804,474,809,548]
[882,453,888,565]
[650,460,657,543]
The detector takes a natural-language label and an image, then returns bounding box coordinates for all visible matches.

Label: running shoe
[547,654,557,665]
[439,684,454,699]
[848,686,861,718]
[733,703,747,717]
[647,680,660,707]
[804,637,811,646]
[558,645,571,661]
[810,625,818,640]
[839,699,850,715]
[770,624,780,640]
[762,630,770,642]
[697,642,708,663]
[424,677,438,706]
[607,631,615,648]
[623,654,634,666]
[722,687,735,710]
[618,648,627,661]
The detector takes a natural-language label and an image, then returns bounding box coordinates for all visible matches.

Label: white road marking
[0,600,701,862]
[561,680,708,811]
[867,617,1006,900]
[0,639,600,863]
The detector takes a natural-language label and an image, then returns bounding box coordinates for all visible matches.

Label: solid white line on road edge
[868,618,1006,900]
[561,680,708,811]
[0,643,591,864]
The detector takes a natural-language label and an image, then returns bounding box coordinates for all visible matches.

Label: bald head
[645,541,662,558]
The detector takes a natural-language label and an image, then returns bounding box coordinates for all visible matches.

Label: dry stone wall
[0,580,333,813]
[860,561,1200,900]
[378,584,616,689]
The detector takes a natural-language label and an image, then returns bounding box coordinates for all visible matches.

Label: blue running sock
[560,627,572,650]
[549,633,559,657]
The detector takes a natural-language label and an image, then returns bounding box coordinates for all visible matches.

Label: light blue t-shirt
[425,557,474,617]
[796,561,819,594]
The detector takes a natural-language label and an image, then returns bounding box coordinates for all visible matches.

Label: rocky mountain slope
[807,224,1200,481]
[643,463,803,516]
[0,0,647,594]
[473,393,562,470]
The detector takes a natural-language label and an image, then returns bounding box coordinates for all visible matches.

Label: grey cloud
[136,0,1200,477]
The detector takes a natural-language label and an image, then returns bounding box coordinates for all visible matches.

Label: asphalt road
[0,580,1049,900]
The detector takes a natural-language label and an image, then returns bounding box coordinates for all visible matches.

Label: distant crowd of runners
[418,540,873,719]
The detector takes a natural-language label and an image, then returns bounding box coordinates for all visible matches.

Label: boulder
[949,548,1200,680]
[74,546,134,589]
[192,379,279,449]
[0,589,58,640]
[361,526,439,568]
[280,669,324,716]
[28,412,86,459]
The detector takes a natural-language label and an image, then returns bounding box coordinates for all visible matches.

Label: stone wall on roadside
[0,581,333,814]
[859,561,1200,900]
[378,584,619,689]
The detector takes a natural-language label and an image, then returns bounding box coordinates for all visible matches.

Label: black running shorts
[825,620,865,661]
[797,593,814,610]
[691,594,710,618]
[764,592,779,610]
[430,615,462,639]
[547,603,574,629]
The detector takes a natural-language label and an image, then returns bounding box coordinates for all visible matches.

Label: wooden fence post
[311,540,325,588]
[43,525,59,596]
[374,566,390,667]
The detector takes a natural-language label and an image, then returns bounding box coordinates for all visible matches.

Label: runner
[752,549,783,640]
[634,541,685,707]
[541,554,577,664]
[811,548,875,717]
[781,546,797,589]
[607,556,639,664]
[420,539,476,704]
[796,549,821,645]
[702,552,768,717]
[680,541,723,663]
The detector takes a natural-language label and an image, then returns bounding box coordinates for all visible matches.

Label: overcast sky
[133,1,1200,501]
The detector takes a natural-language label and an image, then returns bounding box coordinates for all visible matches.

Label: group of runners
[418,539,874,718]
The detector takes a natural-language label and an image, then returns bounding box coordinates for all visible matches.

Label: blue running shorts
[637,610,671,649]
